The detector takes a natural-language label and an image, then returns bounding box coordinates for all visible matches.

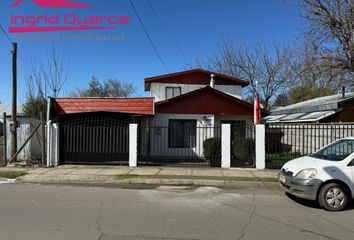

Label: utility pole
[11,42,17,161]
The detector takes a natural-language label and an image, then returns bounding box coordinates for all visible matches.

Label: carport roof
[51,97,154,116]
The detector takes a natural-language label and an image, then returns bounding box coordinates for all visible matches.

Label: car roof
[338,137,354,140]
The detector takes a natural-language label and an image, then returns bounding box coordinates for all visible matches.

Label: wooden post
[2,112,7,166]
[40,111,46,166]
[11,42,17,162]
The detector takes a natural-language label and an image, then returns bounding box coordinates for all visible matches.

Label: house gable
[155,86,254,115]
[144,69,249,91]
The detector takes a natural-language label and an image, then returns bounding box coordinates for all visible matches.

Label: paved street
[0,183,353,240]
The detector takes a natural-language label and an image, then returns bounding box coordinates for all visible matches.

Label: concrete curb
[18,175,280,189]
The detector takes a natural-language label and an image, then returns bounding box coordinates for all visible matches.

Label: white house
[46,69,263,167]
[140,69,260,166]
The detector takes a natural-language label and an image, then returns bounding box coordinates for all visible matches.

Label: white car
[279,137,354,211]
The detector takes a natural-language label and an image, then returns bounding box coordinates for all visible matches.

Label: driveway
[0,183,353,240]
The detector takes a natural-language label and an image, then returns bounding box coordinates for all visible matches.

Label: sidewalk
[0,165,280,188]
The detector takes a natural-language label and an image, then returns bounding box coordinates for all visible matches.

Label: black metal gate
[59,113,130,164]
[230,121,255,167]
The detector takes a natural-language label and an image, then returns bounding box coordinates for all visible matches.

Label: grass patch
[114,174,277,182]
[0,171,27,179]
[115,174,155,180]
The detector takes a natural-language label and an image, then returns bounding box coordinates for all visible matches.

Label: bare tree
[300,0,354,79]
[291,34,347,88]
[23,44,70,118]
[196,40,295,110]
[41,44,70,97]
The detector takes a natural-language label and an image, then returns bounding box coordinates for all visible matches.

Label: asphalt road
[0,183,353,240]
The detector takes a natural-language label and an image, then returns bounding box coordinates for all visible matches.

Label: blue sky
[0,0,302,104]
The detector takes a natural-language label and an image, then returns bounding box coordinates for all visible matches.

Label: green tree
[70,77,136,97]
[288,84,335,104]
[80,77,106,97]
[23,75,47,119]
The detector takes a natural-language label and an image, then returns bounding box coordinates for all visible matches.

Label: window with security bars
[168,120,197,148]
[165,87,181,99]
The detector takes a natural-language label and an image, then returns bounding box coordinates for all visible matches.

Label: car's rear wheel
[318,183,348,211]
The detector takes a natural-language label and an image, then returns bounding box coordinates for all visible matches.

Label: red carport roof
[52,97,154,115]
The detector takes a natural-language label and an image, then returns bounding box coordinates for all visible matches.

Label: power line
[0,23,13,43]
[147,0,191,66]
[129,0,170,73]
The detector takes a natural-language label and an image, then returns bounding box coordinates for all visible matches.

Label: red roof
[52,97,154,115]
[156,86,267,116]
[144,69,249,91]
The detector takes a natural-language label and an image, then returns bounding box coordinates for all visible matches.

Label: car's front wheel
[318,183,348,211]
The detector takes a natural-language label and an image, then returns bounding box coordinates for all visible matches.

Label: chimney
[210,74,215,88]
[342,86,346,99]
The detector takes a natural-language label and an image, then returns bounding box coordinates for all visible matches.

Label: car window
[311,139,354,161]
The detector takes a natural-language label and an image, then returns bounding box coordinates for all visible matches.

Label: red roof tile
[52,98,154,115]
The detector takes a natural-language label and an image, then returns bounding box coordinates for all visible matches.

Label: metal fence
[138,125,221,167]
[266,123,354,169]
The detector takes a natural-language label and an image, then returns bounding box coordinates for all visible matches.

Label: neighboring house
[0,104,41,161]
[264,92,354,123]
[0,104,24,135]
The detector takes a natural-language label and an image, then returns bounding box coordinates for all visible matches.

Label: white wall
[214,115,253,127]
[151,113,214,127]
[140,114,216,158]
[6,117,41,161]
[149,83,242,101]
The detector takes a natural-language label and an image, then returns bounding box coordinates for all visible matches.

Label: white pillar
[129,124,138,167]
[47,122,60,167]
[52,123,59,166]
[221,123,231,168]
[255,124,266,170]
[46,121,52,167]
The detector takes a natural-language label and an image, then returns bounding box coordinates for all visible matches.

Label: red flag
[254,94,261,124]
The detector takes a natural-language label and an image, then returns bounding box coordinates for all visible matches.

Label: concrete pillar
[221,123,231,168]
[129,124,138,167]
[46,121,51,167]
[255,124,266,170]
[47,122,59,167]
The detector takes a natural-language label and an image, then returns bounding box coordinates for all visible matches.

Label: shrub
[265,152,303,169]
[232,138,255,161]
[203,138,221,167]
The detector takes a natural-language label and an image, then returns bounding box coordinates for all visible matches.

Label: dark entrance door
[58,112,131,164]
